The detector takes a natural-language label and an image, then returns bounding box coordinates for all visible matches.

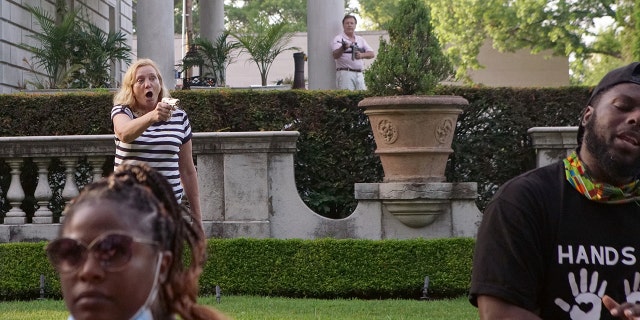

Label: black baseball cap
[577,62,640,144]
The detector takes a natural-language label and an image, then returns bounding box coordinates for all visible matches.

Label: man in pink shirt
[331,15,375,90]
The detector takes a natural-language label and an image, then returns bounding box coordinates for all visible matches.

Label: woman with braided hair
[45,161,229,320]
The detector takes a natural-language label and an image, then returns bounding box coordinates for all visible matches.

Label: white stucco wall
[156,31,568,89]
[467,40,570,87]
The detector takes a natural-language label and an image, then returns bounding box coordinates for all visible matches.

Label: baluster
[4,158,26,224]
[60,157,79,223]
[87,156,105,182]
[32,158,53,224]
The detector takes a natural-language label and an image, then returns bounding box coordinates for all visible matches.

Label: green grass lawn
[0,295,479,320]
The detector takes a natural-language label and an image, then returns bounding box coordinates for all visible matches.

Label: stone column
[199,0,225,80]
[200,0,224,41]
[136,0,176,89]
[307,0,344,89]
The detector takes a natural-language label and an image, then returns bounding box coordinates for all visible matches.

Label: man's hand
[602,272,640,319]
[603,295,640,319]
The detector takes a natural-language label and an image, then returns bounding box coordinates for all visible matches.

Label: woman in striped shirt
[111,58,201,225]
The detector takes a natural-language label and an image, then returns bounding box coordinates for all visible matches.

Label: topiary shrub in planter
[360,0,466,183]
[364,0,453,96]
[359,0,470,228]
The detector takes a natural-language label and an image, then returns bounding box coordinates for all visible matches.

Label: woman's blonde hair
[113,58,171,107]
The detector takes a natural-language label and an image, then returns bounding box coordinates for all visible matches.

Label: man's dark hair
[343,14,357,24]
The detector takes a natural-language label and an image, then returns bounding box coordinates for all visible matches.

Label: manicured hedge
[441,86,587,206]
[0,237,474,301]
[0,87,590,219]
[0,242,58,300]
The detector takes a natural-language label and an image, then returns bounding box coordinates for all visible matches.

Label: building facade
[1,0,134,94]
[2,0,569,94]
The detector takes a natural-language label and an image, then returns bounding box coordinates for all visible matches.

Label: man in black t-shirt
[470,62,640,319]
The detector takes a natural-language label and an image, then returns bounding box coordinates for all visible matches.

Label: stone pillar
[136,0,176,89]
[354,182,481,239]
[200,0,224,42]
[307,0,344,89]
[199,0,225,79]
[528,126,578,168]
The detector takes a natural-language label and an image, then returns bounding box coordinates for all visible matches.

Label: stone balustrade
[0,135,114,226]
[0,132,300,241]
[0,131,491,242]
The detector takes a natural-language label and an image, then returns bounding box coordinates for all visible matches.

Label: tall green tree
[358,0,640,84]
[173,0,357,34]
[226,0,308,32]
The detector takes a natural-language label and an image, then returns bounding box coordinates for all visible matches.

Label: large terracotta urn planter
[358,95,468,183]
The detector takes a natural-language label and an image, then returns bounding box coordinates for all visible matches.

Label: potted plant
[180,31,241,88]
[21,2,131,89]
[359,0,469,228]
[71,23,131,88]
[21,4,81,89]
[360,0,467,183]
[231,20,299,86]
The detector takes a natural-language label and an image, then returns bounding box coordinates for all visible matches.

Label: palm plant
[232,21,299,86]
[22,2,131,89]
[73,24,131,88]
[21,4,81,89]
[182,31,241,87]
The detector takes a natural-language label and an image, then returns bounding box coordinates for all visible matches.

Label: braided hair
[63,161,228,320]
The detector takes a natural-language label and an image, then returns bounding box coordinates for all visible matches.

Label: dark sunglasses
[46,232,158,273]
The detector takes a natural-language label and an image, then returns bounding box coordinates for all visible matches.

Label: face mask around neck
[67,309,153,320]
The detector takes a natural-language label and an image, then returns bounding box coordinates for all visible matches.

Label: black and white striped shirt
[111,105,192,202]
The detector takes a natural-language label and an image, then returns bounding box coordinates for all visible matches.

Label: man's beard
[583,115,640,180]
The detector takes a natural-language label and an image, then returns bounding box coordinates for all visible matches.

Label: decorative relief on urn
[377,119,398,144]
[435,118,454,144]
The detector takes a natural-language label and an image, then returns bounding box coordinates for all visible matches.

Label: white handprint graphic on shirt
[554,268,607,320]
[624,272,640,304]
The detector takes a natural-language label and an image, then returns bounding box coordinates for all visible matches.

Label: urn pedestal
[358,95,468,227]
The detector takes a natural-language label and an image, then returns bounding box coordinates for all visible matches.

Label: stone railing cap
[358,95,469,108]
